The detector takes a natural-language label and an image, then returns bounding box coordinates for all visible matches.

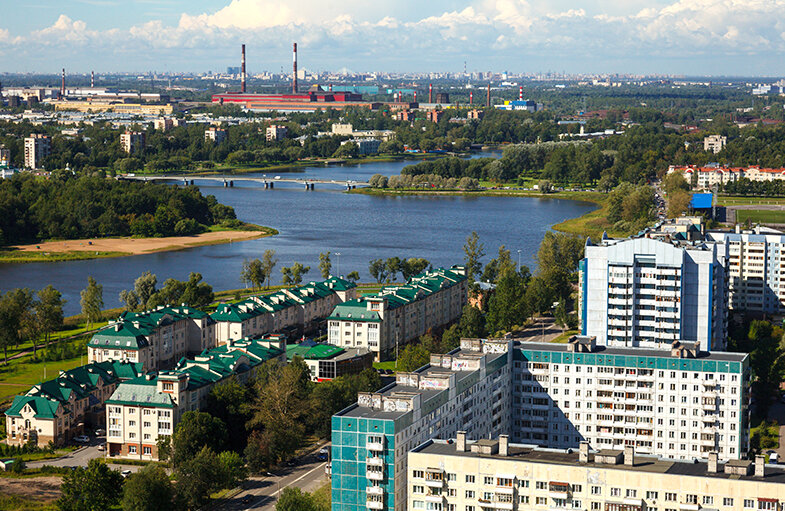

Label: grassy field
[735,210,785,224]
[373,361,397,371]
[0,354,87,405]
[312,482,331,510]
[718,196,785,206]
[0,250,128,263]
[0,492,56,511]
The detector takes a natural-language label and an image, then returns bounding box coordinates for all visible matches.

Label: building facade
[205,127,227,143]
[88,306,216,371]
[266,124,288,141]
[331,339,512,511]
[704,134,727,154]
[286,341,373,382]
[105,337,285,460]
[579,236,727,351]
[24,134,51,169]
[408,436,785,511]
[120,131,145,154]
[328,267,468,361]
[669,164,785,190]
[5,360,143,447]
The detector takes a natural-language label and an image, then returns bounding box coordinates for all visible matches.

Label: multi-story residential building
[704,134,727,154]
[120,131,145,154]
[0,145,10,168]
[266,124,288,141]
[5,360,142,447]
[707,225,785,314]
[24,134,51,169]
[669,164,785,190]
[204,126,227,143]
[341,138,381,155]
[408,436,785,511]
[328,267,468,361]
[285,340,373,382]
[211,277,357,344]
[105,337,285,460]
[331,339,512,511]
[579,236,728,351]
[511,337,749,461]
[467,109,484,120]
[88,306,216,371]
[153,117,174,131]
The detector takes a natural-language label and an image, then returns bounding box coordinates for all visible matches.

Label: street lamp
[335,252,341,277]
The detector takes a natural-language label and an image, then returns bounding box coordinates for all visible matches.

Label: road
[27,435,142,474]
[219,445,330,511]
[515,316,563,343]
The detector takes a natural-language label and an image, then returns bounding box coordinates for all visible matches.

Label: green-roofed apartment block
[5,360,143,448]
[88,305,216,372]
[211,276,357,344]
[105,336,286,460]
[327,266,467,360]
[286,341,374,381]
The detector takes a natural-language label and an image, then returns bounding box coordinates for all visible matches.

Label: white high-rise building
[24,134,51,170]
[579,236,728,351]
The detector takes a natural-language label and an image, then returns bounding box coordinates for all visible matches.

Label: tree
[385,257,402,282]
[0,289,35,364]
[121,465,174,511]
[261,249,278,288]
[205,378,253,453]
[368,259,387,283]
[119,271,158,312]
[57,458,123,511]
[463,231,485,282]
[241,258,265,290]
[35,285,65,352]
[319,252,332,279]
[346,271,360,283]
[538,179,554,193]
[396,344,430,372]
[535,232,585,276]
[170,411,228,468]
[369,174,388,188]
[662,171,691,194]
[244,429,274,473]
[80,276,103,331]
[281,262,310,286]
[458,305,486,338]
[482,246,517,284]
[119,290,139,312]
[276,487,318,511]
[217,450,248,489]
[173,446,223,510]
[402,258,430,280]
[667,189,692,218]
[486,271,529,335]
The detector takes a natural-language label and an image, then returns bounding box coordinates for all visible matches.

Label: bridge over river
[118,174,369,190]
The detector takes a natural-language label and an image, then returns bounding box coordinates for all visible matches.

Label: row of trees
[119,272,214,311]
[0,285,66,363]
[368,257,430,283]
[0,174,237,245]
[369,173,479,190]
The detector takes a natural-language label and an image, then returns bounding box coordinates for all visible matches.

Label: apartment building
[120,131,145,154]
[266,124,288,141]
[5,360,142,447]
[332,339,512,511]
[211,277,357,344]
[24,133,51,169]
[285,340,373,382]
[328,267,468,361]
[669,164,785,190]
[204,126,227,143]
[0,145,10,168]
[707,225,785,314]
[579,236,728,351]
[511,337,749,461]
[408,436,785,511]
[88,306,217,371]
[105,337,285,460]
[704,134,727,154]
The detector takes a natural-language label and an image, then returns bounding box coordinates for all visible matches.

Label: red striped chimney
[519,86,523,100]
[470,92,473,105]
[429,83,433,103]
[292,42,298,94]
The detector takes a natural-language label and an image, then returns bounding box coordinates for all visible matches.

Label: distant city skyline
[1,0,785,76]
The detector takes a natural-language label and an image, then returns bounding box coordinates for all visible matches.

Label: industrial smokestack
[414,91,417,102]
[329,84,333,92]
[61,68,66,97]
[486,83,490,107]
[519,86,523,101]
[241,44,247,94]
[91,71,94,88]
[470,91,473,105]
[429,83,433,103]
[292,42,298,94]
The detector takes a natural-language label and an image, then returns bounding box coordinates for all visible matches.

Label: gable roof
[5,395,61,419]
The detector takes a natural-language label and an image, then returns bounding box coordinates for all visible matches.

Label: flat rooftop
[513,341,747,363]
[415,440,785,483]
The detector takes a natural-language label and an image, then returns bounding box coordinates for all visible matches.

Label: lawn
[0,354,86,406]
[550,329,579,343]
[735,209,785,224]
[0,492,56,511]
[373,361,397,371]
[312,482,331,510]
[718,196,785,206]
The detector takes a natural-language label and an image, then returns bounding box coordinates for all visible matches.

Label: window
[647,491,659,499]
[413,486,424,494]
[591,486,601,495]
[744,500,755,509]
[129,445,137,454]
[465,475,475,483]
[724,498,734,507]
[703,496,714,505]
[447,473,456,481]
[143,446,151,455]
[685,495,698,505]
[626,490,637,498]
[610,488,621,497]
[412,501,424,509]
[665,493,677,502]
[536,497,547,505]
[484,477,494,485]
[413,470,424,479]
[465,490,474,499]
[536,481,547,490]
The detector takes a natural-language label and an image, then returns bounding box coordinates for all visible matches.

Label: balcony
[366,438,384,451]
[367,457,384,467]
[366,486,384,496]
[425,494,445,503]
[492,501,514,510]
[367,470,384,481]
[424,478,444,488]
[679,504,700,511]
[366,500,384,510]
[494,486,515,495]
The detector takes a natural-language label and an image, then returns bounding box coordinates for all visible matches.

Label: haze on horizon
[0,0,784,76]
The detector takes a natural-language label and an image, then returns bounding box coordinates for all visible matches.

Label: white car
[121,470,132,478]
[73,435,90,443]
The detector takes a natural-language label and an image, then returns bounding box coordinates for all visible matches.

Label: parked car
[73,435,90,444]
[97,444,106,452]
[121,470,132,478]
[317,448,329,461]
[241,495,253,505]
[94,428,105,436]
[770,452,779,464]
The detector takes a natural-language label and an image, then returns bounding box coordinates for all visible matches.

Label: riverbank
[350,187,617,238]
[0,225,277,264]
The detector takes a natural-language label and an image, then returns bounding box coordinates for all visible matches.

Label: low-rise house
[285,340,373,381]
[105,337,285,460]
[88,306,216,371]
[327,266,468,360]
[5,360,143,447]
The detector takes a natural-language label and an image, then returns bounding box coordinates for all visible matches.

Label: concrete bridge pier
[305,182,314,190]
[190,180,194,186]
[229,180,233,187]
[264,181,268,189]
[223,180,228,187]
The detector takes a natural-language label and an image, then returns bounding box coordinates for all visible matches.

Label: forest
[0,174,237,245]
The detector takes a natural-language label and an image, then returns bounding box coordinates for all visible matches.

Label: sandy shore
[9,230,267,256]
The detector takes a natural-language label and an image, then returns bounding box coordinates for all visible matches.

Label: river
[0,153,597,315]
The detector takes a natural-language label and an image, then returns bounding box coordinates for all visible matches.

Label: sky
[1,0,785,76]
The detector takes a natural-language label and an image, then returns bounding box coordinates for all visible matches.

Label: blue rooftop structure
[690,193,713,209]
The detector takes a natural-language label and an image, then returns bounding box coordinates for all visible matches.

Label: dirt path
[7,230,266,256]
[0,475,61,501]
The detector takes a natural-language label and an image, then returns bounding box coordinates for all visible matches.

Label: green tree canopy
[57,458,123,511]
[121,465,174,511]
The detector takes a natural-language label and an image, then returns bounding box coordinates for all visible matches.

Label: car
[274,176,281,180]
[286,459,296,467]
[317,448,329,461]
[73,435,90,443]
[97,444,106,452]
[771,453,780,464]
[94,428,105,436]
[121,470,132,478]
[241,495,253,505]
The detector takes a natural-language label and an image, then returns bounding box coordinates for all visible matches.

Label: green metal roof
[90,305,213,349]
[106,379,176,408]
[328,300,382,322]
[5,395,61,419]
[286,343,345,360]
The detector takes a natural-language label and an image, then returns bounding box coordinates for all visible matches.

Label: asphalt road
[220,445,330,511]
[27,435,142,474]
